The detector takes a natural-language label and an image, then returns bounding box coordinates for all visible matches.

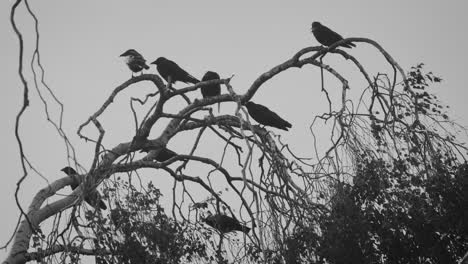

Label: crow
[150,57,199,84]
[61,167,107,210]
[140,147,178,162]
[201,71,221,112]
[120,49,150,77]
[245,101,292,131]
[311,22,356,48]
[203,213,251,234]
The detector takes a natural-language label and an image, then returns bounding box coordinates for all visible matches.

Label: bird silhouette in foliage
[120,49,150,77]
[203,212,251,234]
[61,167,107,210]
[201,71,222,112]
[311,22,356,48]
[245,101,292,131]
[151,57,199,84]
[140,147,178,162]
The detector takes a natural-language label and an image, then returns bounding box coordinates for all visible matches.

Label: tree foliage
[94,181,208,264]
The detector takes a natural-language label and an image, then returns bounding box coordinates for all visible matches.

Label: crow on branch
[140,147,178,162]
[311,21,356,48]
[151,57,199,84]
[245,101,292,131]
[61,167,107,210]
[201,71,222,112]
[120,49,150,77]
[203,212,251,234]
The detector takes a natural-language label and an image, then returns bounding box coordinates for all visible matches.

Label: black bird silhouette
[245,101,292,131]
[201,71,221,112]
[203,213,251,234]
[120,49,150,77]
[61,167,107,210]
[151,57,199,84]
[140,147,178,162]
[311,22,356,48]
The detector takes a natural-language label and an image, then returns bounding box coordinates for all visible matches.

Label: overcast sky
[2,0,468,260]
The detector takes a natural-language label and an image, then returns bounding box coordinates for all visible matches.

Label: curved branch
[77,74,166,140]
[4,176,77,264]
[25,244,110,262]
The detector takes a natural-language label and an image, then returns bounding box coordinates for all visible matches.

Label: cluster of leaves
[370,63,446,149]
[92,180,209,264]
[407,63,447,121]
[279,155,468,264]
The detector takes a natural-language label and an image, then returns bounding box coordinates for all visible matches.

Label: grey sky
[1,0,468,260]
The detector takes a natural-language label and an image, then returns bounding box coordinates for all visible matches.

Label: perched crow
[151,57,199,84]
[203,213,251,234]
[120,49,150,77]
[311,22,356,48]
[140,147,178,162]
[201,71,221,112]
[61,167,107,210]
[245,101,292,131]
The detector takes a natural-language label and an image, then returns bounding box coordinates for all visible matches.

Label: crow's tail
[187,75,200,84]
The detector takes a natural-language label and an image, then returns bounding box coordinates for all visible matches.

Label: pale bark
[3,176,75,264]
